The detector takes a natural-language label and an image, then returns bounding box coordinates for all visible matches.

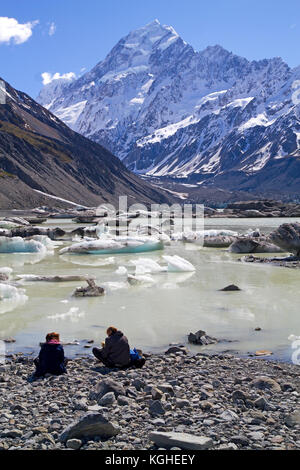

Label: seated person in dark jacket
[34,332,67,377]
[92,326,130,368]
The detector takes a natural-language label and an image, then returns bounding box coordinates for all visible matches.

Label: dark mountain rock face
[0,78,172,209]
[37,20,300,199]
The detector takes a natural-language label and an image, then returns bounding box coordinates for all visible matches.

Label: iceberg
[130,258,166,275]
[0,236,47,254]
[47,307,85,322]
[0,283,28,314]
[127,274,157,286]
[59,236,164,255]
[162,255,196,272]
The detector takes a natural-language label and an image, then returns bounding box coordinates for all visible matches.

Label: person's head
[106,326,117,337]
[46,332,60,343]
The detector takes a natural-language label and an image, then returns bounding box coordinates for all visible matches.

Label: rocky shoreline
[0,349,299,451]
[241,255,300,269]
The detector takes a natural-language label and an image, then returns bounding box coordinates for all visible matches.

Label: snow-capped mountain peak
[37,21,300,196]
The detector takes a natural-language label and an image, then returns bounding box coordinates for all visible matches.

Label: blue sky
[1,0,300,98]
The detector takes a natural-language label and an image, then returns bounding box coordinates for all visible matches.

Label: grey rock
[165,346,187,355]
[59,412,119,442]
[220,284,241,291]
[232,390,249,402]
[117,396,130,406]
[151,387,163,400]
[150,431,213,450]
[251,376,281,393]
[220,410,239,421]
[188,330,217,345]
[66,439,82,450]
[149,401,165,416]
[91,378,126,402]
[285,411,300,427]
[98,392,116,406]
[231,435,249,446]
[132,379,145,391]
[157,383,174,396]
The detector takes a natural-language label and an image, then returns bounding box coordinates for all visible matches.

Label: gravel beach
[0,347,299,451]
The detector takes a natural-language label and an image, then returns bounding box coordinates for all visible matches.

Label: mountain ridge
[0,77,173,209]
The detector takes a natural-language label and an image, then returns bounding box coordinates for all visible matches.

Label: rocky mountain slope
[0,78,172,209]
[38,20,300,198]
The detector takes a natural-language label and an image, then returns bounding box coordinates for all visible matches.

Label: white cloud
[0,17,38,45]
[41,72,76,86]
[48,22,56,36]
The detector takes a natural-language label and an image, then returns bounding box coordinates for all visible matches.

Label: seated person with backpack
[34,332,68,378]
[92,326,145,368]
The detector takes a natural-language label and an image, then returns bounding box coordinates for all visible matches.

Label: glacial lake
[1,217,300,362]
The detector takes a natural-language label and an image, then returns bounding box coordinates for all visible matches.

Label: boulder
[229,237,282,254]
[285,411,300,427]
[149,431,213,450]
[269,223,300,256]
[188,330,217,345]
[251,376,281,393]
[59,412,119,442]
[165,345,187,355]
[90,378,126,402]
[73,279,105,297]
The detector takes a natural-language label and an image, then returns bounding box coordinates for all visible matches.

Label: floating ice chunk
[288,334,300,342]
[130,258,166,275]
[102,281,129,291]
[162,255,196,272]
[0,283,28,314]
[0,267,13,278]
[60,254,116,267]
[127,274,157,286]
[47,307,85,322]
[59,236,164,255]
[115,266,128,275]
[0,236,46,254]
[30,235,57,250]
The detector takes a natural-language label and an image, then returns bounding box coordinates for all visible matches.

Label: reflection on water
[0,217,299,362]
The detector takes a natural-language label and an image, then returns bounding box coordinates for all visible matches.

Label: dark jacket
[35,342,66,377]
[101,330,130,366]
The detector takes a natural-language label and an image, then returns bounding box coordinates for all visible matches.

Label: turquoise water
[0,217,299,362]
